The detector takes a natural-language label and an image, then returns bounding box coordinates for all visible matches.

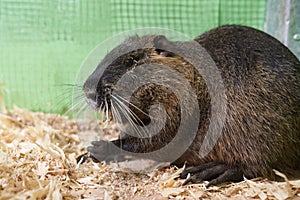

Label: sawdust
[0,106,300,199]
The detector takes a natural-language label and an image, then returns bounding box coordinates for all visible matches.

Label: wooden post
[265,0,300,59]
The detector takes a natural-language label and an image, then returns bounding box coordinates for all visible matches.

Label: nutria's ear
[153,35,175,57]
[153,35,170,49]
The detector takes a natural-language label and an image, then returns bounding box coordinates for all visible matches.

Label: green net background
[0,0,267,114]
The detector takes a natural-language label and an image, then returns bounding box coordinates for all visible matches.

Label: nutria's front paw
[180,162,243,187]
[77,140,125,163]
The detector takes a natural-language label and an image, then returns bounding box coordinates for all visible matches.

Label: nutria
[77,25,300,186]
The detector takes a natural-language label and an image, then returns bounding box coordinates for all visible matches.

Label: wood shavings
[159,187,186,197]
[0,83,7,113]
[0,106,300,199]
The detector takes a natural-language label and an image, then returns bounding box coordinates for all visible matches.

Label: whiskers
[69,84,112,125]
[59,83,160,140]
[60,84,84,117]
[111,94,152,139]
[52,83,85,116]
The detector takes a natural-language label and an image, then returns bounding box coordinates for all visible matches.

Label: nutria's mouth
[85,97,111,112]
[84,88,112,113]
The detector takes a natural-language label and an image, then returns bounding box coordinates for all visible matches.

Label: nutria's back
[185,25,300,179]
[81,25,300,185]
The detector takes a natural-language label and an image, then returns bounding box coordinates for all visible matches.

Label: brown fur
[83,25,300,181]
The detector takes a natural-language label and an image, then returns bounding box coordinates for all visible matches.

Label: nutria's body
[80,25,300,186]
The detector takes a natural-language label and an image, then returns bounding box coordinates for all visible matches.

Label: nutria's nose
[85,89,96,102]
[83,78,96,100]
[83,87,100,109]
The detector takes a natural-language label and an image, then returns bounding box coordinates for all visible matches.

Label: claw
[182,175,198,185]
[76,152,90,164]
[180,162,243,187]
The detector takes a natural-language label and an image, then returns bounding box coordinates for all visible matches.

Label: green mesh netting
[0,0,267,114]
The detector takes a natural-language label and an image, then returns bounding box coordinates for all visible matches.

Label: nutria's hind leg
[180,162,243,187]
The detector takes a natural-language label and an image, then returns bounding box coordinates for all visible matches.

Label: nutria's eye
[155,49,174,57]
[153,35,175,57]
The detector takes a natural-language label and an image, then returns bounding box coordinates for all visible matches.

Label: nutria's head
[82,33,211,147]
[83,35,183,114]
